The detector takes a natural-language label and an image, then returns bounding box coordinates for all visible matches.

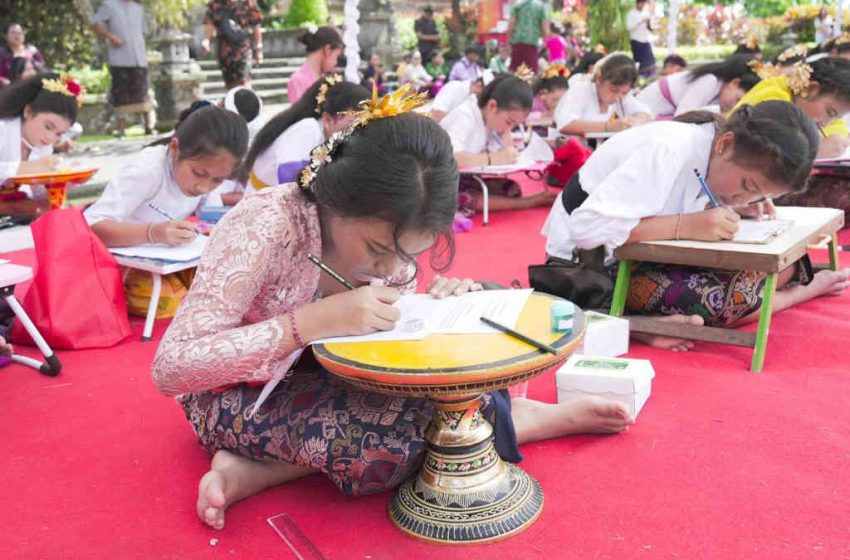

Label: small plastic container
[550,300,576,333]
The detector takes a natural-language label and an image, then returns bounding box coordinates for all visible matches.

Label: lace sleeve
[151,198,302,397]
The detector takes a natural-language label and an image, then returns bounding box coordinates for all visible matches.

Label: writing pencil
[480,316,557,354]
[307,253,355,290]
[147,203,176,221]
[693,168,719,208]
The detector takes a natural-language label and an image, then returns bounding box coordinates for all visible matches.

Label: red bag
[11,208,132,349]
[545,138,592,187]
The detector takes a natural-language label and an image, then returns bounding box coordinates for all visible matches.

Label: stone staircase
[198,56,304,105]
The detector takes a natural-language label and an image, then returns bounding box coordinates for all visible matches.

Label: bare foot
[0,336,12,356]
[512,396,634,445]
[631,313,705,352]
[197,450,316,530]
[802,268,850,299]
[518,189,559,209]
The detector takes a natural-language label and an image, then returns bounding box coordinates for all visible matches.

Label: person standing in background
[202,0,264,90]
[92,0,154,137]
[626,0,656,78]
[814,8,834,46]
[414,5,441,65]
[508,0,550,73]
[0,24,45,88]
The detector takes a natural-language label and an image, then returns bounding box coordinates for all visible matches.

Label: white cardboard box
[576,311,630,357]
[556,355,654,418]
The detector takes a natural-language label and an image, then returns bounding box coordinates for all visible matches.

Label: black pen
[307,253,355,290]
[481,316,558,354]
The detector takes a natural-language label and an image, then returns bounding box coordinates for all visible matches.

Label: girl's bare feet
[631,313,705,352]
[512,396,634,445]
[197,450,316,530]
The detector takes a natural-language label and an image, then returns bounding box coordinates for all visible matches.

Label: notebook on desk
[731,219,792,244]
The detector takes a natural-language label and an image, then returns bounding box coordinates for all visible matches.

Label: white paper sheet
[732,219,792,244]
[313,289,533,344]
[109,234,208,261]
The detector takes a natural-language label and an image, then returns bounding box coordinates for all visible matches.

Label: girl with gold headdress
[0,74,79,218]
[153,86,635,531]
[732,56,850,158]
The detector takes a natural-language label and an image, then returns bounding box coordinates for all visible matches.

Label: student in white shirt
[440,74,557,214]
[85,103,248,247]
[532,64,570,118]
[429,70,494,122]
[402,51,433,90]
[240,75,369,194]
[637,55,761,118]
[0,74,79,218]
[554,54,652,137]
[626,0,656,76]
[542,101,850,349]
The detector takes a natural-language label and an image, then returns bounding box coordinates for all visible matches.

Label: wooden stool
[609,207,844,372]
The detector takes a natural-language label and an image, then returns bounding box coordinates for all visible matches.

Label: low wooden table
[313,293,584,544]
[610,206,844,372]
[0,263,60,376]
[112,255,199,341]
[459,161,549,226]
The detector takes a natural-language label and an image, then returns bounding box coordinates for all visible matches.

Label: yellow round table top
[313,293,584,391]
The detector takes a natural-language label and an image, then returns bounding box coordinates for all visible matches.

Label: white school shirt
[249,118,324,193]
[541,121,715,260]
[636,72,724,117]
[85,145,218,226]
[440,96,503,154]
[431,80,473,114]
[0,117,54,197]
[626,7,652,43]
[553,79,652,130]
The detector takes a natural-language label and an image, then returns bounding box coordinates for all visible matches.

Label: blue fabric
[493,389,523,463]
[277,159,310,185]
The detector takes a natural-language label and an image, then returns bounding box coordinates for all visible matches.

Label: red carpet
[2,179,850,559]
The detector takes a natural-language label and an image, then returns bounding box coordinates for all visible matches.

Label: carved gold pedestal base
[389,395,544,544]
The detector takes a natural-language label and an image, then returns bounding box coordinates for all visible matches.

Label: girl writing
[85,103,248,247]
[554,53,652,137]
[241,75,369,193]
[532,64,570,118]
[152,89,634,530]
[0,74,79,218]
[543,101,850,349]
[287,26,344,105]
[733,57,850,158]
[636,54,760,118]
[440,74,558,213]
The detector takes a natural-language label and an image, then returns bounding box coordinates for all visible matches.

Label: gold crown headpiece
[744,35,759,50]
[593,44,607,55]
[749,58,813,97]
[41,75,85,108]
[777,44,808,63]
[298,84,429,191]
[834,32,850,46]
[542,63,570,80]
[314,73,343,115]
[514,64,535,84]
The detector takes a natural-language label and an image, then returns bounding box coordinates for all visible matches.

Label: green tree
[143,0,208,28]
[284,0,329,28]
[0,0,96,69]
[587,0,629,51]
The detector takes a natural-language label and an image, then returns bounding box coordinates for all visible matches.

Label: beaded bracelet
[286,310,305,348]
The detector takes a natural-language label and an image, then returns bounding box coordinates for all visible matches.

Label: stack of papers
[732,220,792,244]
[110,235,208,262]
[314,289,533,344]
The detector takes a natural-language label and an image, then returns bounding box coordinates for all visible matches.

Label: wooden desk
[112,255,199,341]
[459,161,549,226]
[610,207,844,371]
[314,293,584,544]
[0,263,60,376]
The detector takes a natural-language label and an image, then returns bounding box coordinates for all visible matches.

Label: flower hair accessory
[743,35,759,50]
[542,63,570,80]
[784,61,813,97]
[41,75,85,107]
[298,84,429,191]
[314,73,342,115]
[305,22,318,34]
[748,59,779,80]
[514,64,535,84]
[835,32,850,47]
[593,44,607,55]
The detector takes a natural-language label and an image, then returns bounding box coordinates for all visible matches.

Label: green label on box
[586,313,611,324]
[575,359,629,370]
